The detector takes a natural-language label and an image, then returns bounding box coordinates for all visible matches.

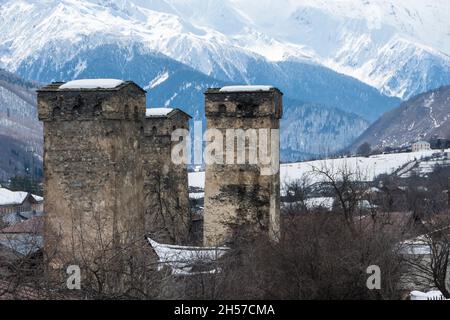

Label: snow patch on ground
[424,92,439,128]
[73,59,87,79]
[304,197,334,210]
[165,92,178,106]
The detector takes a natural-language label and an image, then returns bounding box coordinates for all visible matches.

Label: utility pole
[25,145,36,193]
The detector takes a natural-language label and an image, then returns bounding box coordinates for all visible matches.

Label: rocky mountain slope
[0,69,42,180]
[351,85,450,151]
[281,100,369,161]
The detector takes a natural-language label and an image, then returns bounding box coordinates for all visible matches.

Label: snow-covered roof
[0,188,29,206]
[410,290,445,300]
[59,79,124,90]
[304,197,334,210]
[31,194,43,202]
[145,108,174,118]
[189,192,205,200]
[0,188,43,206]
[2,211,43,226]
[219,85,274,92]
[147,237,229,275]
[400,234,431,255]
[2,212,23,226]
[0,216,43,235]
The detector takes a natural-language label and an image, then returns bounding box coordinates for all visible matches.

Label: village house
[411,140,431,152]
[400,221,450,298]
[0,216,43,257]
[0,188,43,216]
[0,215,43,288]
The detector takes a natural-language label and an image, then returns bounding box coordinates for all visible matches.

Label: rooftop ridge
[37,80,146,93]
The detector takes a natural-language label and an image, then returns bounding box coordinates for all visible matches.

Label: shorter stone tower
[37,79,146,288]
[203,86,283,246]
[141,108,191,244]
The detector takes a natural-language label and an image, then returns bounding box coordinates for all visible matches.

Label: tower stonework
[37,80,146,287]
[203,86,283,246]
[141,108,191,244]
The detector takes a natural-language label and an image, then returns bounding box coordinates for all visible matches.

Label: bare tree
[404,218,450,298]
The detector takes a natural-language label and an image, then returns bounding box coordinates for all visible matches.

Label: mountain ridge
[0,68,42,180]
[1,0,449,99]
[350,85,450,151]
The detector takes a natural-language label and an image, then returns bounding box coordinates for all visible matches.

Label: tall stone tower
[37,79,146,287]
[203,86,283,246]
[141,108,191,244]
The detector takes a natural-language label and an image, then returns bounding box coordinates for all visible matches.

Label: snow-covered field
[189,149,450,189]
[400,157,450,178]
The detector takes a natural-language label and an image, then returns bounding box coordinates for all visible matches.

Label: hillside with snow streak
[0,69,42,179]
[188,149,449,190]
[351,85,450,151]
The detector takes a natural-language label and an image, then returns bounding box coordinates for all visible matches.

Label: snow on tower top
[219,85,274,92]
[59,79,125,90]
[145,108,174,117]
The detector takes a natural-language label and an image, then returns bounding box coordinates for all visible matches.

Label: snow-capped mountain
[1,0,448,163]
[0,0,449,100]
[0,41,387,166]
[0,69,42,179]
[350,85,450,151]
[233,0,450,99]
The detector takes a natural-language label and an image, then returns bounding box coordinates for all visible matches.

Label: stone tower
[141,108,191,244]
[203,86,283,246]
[37,79,146,286]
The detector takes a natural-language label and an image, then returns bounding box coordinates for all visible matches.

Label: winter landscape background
[0,0,450,178]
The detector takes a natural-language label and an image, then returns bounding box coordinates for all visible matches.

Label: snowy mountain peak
[0,0,449,99]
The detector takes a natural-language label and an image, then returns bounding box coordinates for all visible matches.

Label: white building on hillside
[412,141,431,152]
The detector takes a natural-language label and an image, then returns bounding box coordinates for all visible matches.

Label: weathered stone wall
[203,89,282,246]
[141,111,191,244]
[37,83,146,289]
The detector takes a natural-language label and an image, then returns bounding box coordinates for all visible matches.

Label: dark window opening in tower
[124,105,130,119]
